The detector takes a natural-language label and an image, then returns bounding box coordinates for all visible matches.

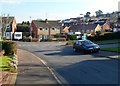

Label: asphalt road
[17,42,119,85]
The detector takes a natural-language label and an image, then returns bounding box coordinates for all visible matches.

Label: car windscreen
[81,40,94,45]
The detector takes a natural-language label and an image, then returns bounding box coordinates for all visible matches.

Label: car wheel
[73,48,77,52]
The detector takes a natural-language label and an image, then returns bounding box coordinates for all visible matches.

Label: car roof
[76,40,89,42]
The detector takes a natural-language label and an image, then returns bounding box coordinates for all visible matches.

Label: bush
[88,31,120,41]
[66,40,75,45]
[32,38,39,42]
[54,34,66,38]
[67,34,77,40]
[23,37,32,42]
[57,38,66,41]
[1,41,17,55]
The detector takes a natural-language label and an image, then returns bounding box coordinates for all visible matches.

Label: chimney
[45,19,48,23]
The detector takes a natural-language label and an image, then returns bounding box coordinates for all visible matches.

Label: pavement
[15,49,59,85]
[1,47,119,86]
[94,50,119,59]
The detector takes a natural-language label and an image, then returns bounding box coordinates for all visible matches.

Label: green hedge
[88,32,120,41]
[1,41,17,55]
[57,38,66,41]
[32,38,39,42]
[67,34,77,40]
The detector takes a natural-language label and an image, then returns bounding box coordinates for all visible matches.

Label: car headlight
[95,46,99,48]
[88,47,93,50]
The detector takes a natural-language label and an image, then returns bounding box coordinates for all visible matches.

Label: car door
[77,41,83,51]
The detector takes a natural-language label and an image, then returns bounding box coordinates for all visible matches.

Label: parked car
[73,40,100,53]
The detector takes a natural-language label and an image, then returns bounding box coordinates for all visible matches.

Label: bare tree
[2,14,12,39]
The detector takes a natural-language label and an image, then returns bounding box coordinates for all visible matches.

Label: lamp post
[80,14,87,40]
[46,20,51,39]
[80,14,85,34]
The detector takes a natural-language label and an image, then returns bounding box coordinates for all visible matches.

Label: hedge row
[0,41,17,55]
[88,31,120,41]
[67,34,77,40]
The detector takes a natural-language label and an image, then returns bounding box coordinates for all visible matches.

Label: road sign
[14,32,22,40]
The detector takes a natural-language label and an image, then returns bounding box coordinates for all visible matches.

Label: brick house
[69,19,111,35]
[69,24,97,34]
[31,19,61,40]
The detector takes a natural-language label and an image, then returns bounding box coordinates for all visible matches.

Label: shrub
[1,41,17,55]
[57,38,66,41]
[88,31,120,41]
[32,38,39,42]
[66,40,75,45]
[67,34,77,40]
[23,37,32,42]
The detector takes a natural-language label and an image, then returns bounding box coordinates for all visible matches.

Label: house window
[52,28,55,30]
[46,28,48,30]
[57,27,60,30]
[40,28,42,30]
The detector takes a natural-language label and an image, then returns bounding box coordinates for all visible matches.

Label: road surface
[17,42,119,85]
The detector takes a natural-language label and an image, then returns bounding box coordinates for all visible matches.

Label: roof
[69,24,97,31]
[32,20,61,28]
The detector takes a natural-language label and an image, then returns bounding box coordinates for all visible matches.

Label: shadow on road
[43,46,85,56]
[55,58,119,85]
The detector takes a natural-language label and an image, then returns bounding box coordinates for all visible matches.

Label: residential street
[17,42,119,85]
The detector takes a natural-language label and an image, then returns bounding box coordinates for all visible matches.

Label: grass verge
[94,39,120,44]
[101,47,120,53]
[67,39,120,45]
[0,56,16,72]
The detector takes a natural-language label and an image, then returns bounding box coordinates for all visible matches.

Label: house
[68,19,111,35]
[102,20,111,31]
[31,19,62,40]
[2,16,17,39]
[94,24,102,32]
[0,17,2,40]
[69,24,97,34]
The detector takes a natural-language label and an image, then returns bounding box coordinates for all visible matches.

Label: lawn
[101,47,120,53]
[67,39,120,45]
[0,56,13,71]
[94,39,120,44]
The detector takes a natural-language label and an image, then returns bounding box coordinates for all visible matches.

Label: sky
[0,0,119,23]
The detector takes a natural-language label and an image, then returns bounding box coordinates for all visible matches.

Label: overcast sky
[0,0,119,23]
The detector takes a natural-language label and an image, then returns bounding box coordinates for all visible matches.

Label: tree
[95,10,103,17]
[1,14,12,39]
[85,12,91,18]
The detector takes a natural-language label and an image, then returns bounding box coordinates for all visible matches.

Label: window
[57,27,60,30]
[46,28,48,30]
[52,28,55,30]
[40,28,42,30]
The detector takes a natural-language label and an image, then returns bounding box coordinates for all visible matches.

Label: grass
[94,39,120,44]
[0,56,14,71]
[66,40,75,45]
[101,47,120,53]
[67,39,120,45]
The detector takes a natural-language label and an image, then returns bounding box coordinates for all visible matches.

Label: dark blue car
[73,40,100,53]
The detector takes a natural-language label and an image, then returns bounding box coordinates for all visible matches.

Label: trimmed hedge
[67,34,77,40]
[1,41,17,55]
[88,31,120,41]
[32,38,39,42]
